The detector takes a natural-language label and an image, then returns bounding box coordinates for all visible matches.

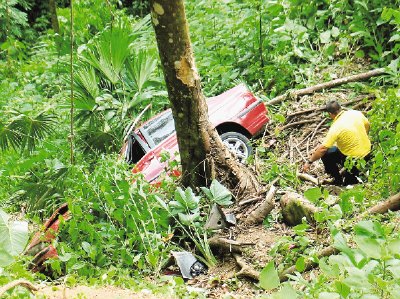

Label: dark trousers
[321,147,360,186]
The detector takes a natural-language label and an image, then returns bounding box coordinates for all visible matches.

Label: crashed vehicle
[123,84,269,182]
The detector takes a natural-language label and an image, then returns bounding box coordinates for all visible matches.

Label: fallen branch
[279,246,338,282]
[245,185,277,225]
[0,280,38,297]
[287,95,375,118]
[267,69,385,105]
[297,172,319,185]
[358,192,400,220]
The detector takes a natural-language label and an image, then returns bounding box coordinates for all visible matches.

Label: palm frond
[81,26,133,85]
[125,50,158,93]
[5,111,57,153]
[0,119,22,151]
[73,66,100,107]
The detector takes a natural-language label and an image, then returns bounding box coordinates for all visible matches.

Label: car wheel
[220,132,252,161]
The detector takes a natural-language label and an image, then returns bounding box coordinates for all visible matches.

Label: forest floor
[183,86,375,298]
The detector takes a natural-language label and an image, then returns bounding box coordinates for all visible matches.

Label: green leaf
[355,221,385,238]
[259,261,280,290]
[388,264,400,279]
[178,212,200,226]
[304,187,322,202]
[343,267,371,289]
[320,258,340,278]
[0,209,29,266]
[82,242,91,254]
[58,252,72,262]
[333,232,356,265]
[331,26,340,38]
[354,236,382,259]
[271,284,298,299]
[295,257,305,272]
[209,180,233,206]
[388,239,400,255]
[335,281,350,298]
[319,292,340,299]
[355,50,365,58]
[320,30,331,44]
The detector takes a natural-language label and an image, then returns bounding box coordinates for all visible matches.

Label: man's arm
[302,144,328,172]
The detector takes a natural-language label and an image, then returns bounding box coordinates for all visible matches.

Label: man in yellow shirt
[302,100,371,185]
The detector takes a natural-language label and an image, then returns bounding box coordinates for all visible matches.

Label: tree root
[231,253,260,281]
[0,280,38,297]
[208,236,254,254]
[245,185,277,225]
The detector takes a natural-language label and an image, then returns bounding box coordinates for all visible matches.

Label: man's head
[325,100,341,119]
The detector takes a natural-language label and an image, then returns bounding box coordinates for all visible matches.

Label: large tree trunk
[149,1,260,195]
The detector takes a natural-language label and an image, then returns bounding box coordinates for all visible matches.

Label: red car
[123,84,269,182]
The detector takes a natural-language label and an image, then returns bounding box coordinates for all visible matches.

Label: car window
[142,110,175,146]
[125,136,146,164]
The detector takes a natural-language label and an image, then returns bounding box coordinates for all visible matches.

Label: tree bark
[267,69,385,106]
[149,0,260,195]
[280,191,320,226]
[49,0,59,34]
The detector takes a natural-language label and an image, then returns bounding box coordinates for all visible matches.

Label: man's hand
[302,162,311,173]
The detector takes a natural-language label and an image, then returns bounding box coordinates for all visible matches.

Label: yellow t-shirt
[322,110,371,157]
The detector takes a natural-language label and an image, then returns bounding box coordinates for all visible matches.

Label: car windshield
[142,110,175,147]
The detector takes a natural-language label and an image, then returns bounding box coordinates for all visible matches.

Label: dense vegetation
[1,0,399,298]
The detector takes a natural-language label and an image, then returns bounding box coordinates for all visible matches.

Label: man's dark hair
[325,100,341,115]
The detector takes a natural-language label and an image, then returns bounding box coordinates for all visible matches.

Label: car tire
[220,132,252,161]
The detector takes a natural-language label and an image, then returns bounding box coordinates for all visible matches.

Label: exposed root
[231,253,260,281]
[208,236,254,254]
[0,280,38,297]
[245,185,277,225]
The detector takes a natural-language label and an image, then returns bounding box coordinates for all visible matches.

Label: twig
[239,197,262,206]
[289,134,294,164]
[280,119,318,131]
[294,141,307,162]
[310,118,327,141]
